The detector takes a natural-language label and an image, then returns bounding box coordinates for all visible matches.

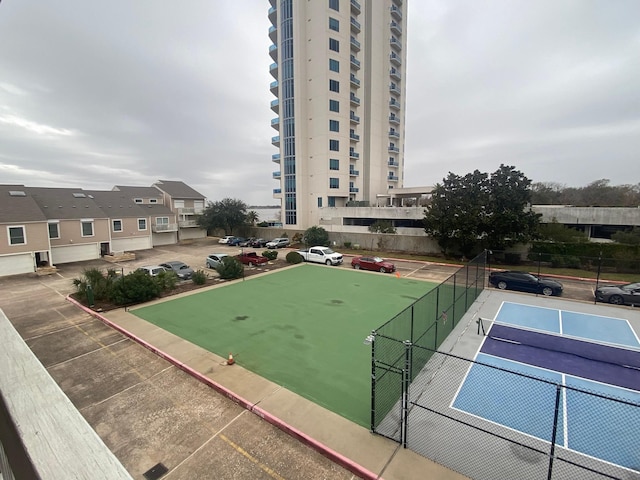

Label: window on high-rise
[329,99,339,112]
[329,38,339,52]
[329,58,339,72]
[329,139,339,151]
[329,178,340,189]
[329,158,339,170]
[329,0,339,11]
[329,17,339,32]
[329,79,340,92]
[329,120,339,132]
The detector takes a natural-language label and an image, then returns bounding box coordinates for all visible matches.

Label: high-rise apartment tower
[268,0,407,228]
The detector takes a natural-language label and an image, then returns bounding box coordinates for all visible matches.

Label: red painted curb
[66,296,381,480]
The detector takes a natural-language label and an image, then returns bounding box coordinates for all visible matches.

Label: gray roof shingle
[153,180,205,200]
[25,187,109,220]
[0,185,48,223]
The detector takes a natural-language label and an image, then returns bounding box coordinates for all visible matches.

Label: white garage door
[152,232,177,246]
[0,253,34,276]
[51,244,99,265]
[111,237,152,253]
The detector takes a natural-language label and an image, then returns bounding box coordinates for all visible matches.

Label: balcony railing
[269,62,278,79]
[272,171,281,179]
[390,68,401,80]
[387,174,399,181]
[272,153,281,163]
[269,25,277,42]
[390,21,402,35]
[272,135,280,146]
[350,55,360,69]
[349,169,360,176]
[391,5,402,20]
[177,207,204,215]
[270,80,278,95]
[389,145,400,153]
[388,160,399,167]
[351,17,361,32]
[268,6,277,23]
[350,112,360,123]
[152,223,178,233]
[390,36,401,51]
[350,187,359,193]
[389,99,400,110]
[350,74,360,87]
[178,219,199,228]
[269,44,278,61]
[350,151,360,159]
[390,52,401,66]
[350,132,360,141]
[389,114,400,124]
[351,0,361,14]
[271,117,279,130]
[351,36,361,51]
[273,188,282,195]
[389,130,400,139]
[390,83,401,95]
[350,93,361,105]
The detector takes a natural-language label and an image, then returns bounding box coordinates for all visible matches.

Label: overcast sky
[1,1,639,205]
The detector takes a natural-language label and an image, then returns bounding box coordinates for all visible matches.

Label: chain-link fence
[370,252,486,441]
[405,348,640,480]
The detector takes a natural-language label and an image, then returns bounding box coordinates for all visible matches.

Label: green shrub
[108,270,161,305]
[191,270,207,285]
[154,271,178,291]
[286,251,303,264]
[216,256,244,280]
[504,253,521,265]
[344,241,352,249]
[72,267,117,303]
[262,250,278,261]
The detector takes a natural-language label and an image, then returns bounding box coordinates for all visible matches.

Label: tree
[303,226,329,246]
[246,210,259,226]
[368,220,396,234]
[423,165,540,255]
[485,165,541,250]
[423,170,489,256]
[612,227,640,245]
[197,198,248,235]
[537,219,588,243]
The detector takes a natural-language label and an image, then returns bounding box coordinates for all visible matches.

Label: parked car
[236,252,269,267]
[137,265,168,277]
[159,261,194,280]
[250,238,268,248]
[238,237,255,247]
[488,270,563,296]
[594,282,640,306]
[206,254,229,269]
[297,246,343,265]
[228,236,246,246]
[351,256,396,273]
[218,235,235,244]
[266,237,290,249]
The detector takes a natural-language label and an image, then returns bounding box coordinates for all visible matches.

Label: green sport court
[132,264,438,427]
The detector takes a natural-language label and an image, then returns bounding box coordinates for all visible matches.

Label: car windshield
[372,257,383,262]
[324,248,335,254]
[622,283,640,291]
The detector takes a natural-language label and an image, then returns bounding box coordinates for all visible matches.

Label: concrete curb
[66,295,381,480]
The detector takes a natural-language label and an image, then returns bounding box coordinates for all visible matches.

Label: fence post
[452,273,457,332]
[594,251,602,305]
[370,331,377,432]
[401,339,412,448]
[547,385,562,480]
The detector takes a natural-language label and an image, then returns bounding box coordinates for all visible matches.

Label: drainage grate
[143,463,168,480]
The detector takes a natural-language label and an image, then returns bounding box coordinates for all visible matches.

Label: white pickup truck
[297,246,343,266]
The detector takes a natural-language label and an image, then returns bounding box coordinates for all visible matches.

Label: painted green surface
[132,264,437,426]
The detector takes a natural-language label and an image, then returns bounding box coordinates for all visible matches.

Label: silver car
[137,265,168,277]
[594,282,640,305]
[159,261,194,280]
[206,253,229,269]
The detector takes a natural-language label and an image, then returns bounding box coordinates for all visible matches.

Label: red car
[351,256,396,273]
[236,252,269,267]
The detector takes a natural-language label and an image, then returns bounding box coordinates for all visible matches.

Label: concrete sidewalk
[97,305,466,480]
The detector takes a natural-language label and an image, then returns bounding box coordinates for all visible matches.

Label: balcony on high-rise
[271,117,280,130]
[387,174,399,181]
[390,83,401,95]
[389,98,400,110]
[269,62,278,79]
[389,114,400,124]
[350,55,361,70]
[390,68,401,80]
[351,17,361,33]
[270,98,279,113]
[270,80,278,96]
[351,0,361,14]
[389,129,400,139]
[351,36,361,51]
[269,44,278,61]
[390,36,402,51]
[350,130,360,141]
[272,135,280,147]
[350,93,361,105]
[272,171,281,179]
[272,153,281,163]
[390,52,402,66]
[390,21,402,35]
[350,150,360,159]
[268,6,277,24]
[391,5,402,20]
[388,145,400,153]
[350,112,360,124]
[350,74,360,87]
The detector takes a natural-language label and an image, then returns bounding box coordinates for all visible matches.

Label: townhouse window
[329,58,339,72]
[329,178,339,189]
[329,139,339,151]
[329,119,339,132]
[329,0,339,12]
[329,17,339,32]
[134,198,143,204]
[156,217,169,225]
[8,226,26,245]
[329,99,339,112]
[112,219,123,232]
[329,158,340,170]
[48,222,60,239]
[318,197,323,207]
[329,79,340,92]
[328,196,336,207]
[81,220,94,237]
[329,38,339,52]
[149,198,158,204]
[138,218,147,230]
[174,200,185,208]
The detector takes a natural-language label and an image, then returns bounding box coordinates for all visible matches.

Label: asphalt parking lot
[0,237,609,479]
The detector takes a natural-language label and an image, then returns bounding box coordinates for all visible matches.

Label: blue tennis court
[453,302,640,471]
